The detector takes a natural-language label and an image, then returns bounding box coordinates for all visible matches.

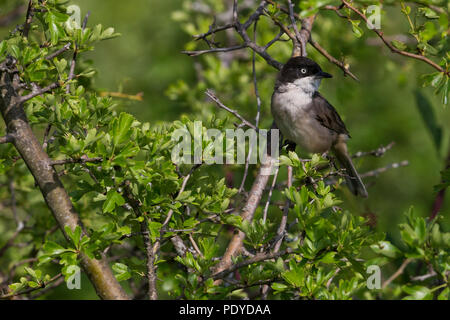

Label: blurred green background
[0,0,448,299]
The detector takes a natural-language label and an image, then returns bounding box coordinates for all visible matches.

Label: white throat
[292,76,321,96]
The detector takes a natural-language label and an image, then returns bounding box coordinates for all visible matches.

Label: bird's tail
[333,142,368,198]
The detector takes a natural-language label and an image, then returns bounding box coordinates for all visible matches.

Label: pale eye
[300,68,307,74]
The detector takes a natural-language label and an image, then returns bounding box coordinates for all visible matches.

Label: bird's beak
[315,71,333,79]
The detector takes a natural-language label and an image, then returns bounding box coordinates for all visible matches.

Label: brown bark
[0,57,129,300]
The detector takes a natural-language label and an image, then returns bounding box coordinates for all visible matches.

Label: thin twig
[28,276,65,299]
[20,74,76,102]
[182,45,247,57]
[309,38,359,81]
[261,165,292,297]
[352,142,395,158]
[193,23,235,40]
[382,258,413,289]
[342,0,449,76]
[0,273,62,299]
[211,248,292,281]
[205,89,257,130]
[44,42,72,61]
[360,161,409,178]
[273,165,292,252]
[122,182,157,300]
[262,165,280,222]
[189,233,204,258]
[238,18,262,193]
[161,164,200,228]
[411,270,437,282]
[50,156,103,166]
[184,1,283,70]
[287,0,303,56]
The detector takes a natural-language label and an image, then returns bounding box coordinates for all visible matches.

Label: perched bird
[271,56,368,197]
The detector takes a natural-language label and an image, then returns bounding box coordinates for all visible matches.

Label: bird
[271,56,368,198]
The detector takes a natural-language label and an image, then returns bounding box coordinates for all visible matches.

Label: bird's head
[278,56,332,92]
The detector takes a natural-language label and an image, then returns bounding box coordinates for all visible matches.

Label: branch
[239,20,263,193]
[352,142,395,158]
[262,166,280,221]
[44,42,72,61]
[182,44,246,57]
[193,23,235,40]
[0,273,63,300]
[122,182,157,300]
[382,258,413,289]
[50,156,103,166]
[161,164,199,229]
[273,165,292,252]
[211,248,292,281]
[0,134,13,144]
[261,165,292,297]
[342,0,449,76]
[22,0,33,38]
[19,73,76,103]
[309,38,359,81]
[411,270,437,282]
[211,148,276,280]
[360,160,409,178]
[0,57,129,300]
[205,89,257,130]
[184,1,283,70]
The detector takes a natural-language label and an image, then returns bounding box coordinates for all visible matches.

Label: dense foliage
[0,0,448,300]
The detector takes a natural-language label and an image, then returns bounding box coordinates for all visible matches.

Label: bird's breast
[271,89,335,154]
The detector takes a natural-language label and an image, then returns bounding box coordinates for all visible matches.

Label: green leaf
[371,241,401,258]
[112,113,135,147]
[42,241,72,256]
[148,221,162,242]
[318,251,337,264]
[112,263,132,282]
[65,225,82,249]
[46,13,65,45]
[271,283,288,292]
[402,285,433,300]
[24,267,39,280]
[351,20,363,38]
[414,90,442,151]
[438,287,449,300]
[100,27,121,40]
[282,269,304,288]
[53,58,67,74]
[103,189,125,213]
[391,40,407,51]
[414,217,427,244]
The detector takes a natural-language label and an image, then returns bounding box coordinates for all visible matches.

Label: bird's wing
[312,92,350,136]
